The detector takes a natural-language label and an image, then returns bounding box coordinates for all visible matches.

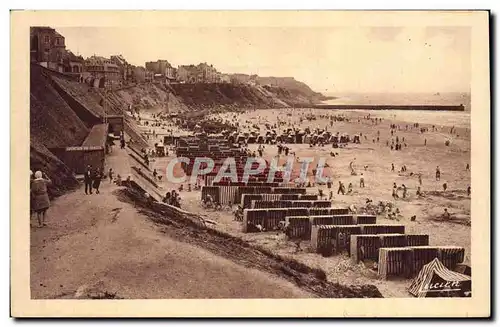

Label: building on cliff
[219,74,231,83]
[177,65,197,83]
[111,55,134,83]
[133,66,154,83]
[62,51,85,81]
[30,26,67,72]
[177,63,221,83]
[197,63,220,83]
[145,59,177,83]
[84,56,122,87]
[30,26,86,81]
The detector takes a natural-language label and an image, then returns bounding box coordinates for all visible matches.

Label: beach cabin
[247,136,257,144]
[155,143,165,157]
[237,135,246,143]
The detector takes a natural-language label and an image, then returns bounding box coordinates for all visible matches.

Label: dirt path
[30,182,315,299]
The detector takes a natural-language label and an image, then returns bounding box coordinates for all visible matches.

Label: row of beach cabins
[127,133,470,297]
[175,136,469,291]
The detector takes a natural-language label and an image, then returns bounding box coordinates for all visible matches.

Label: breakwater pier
[313,104,465,111]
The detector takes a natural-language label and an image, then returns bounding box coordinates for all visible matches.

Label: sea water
[320,92,471,128]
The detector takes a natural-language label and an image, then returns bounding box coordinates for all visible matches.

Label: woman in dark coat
[31,171,52,227]
[93,169,103,194]
[30,170,35,219]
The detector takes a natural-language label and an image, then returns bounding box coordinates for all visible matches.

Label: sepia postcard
[10,10,490,318]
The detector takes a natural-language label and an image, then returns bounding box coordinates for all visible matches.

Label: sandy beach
[129,106,471,298]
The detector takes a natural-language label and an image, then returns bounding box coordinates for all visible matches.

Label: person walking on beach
[391,163,395,172]
[418,173,423,186]
[402,184,407,198]
[31,171,52,227]
[392,183,399,199]
[424,139,427,146]
[442,182,447,192]
[347,183,353,195]
[466,163,470,171]
[337,181,345,195]
[467,185,471,197]
[435,166,441,181]
[360,174,365,188]
[84,165,93,195]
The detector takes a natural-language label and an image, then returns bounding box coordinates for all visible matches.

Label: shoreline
[313,104,465,111]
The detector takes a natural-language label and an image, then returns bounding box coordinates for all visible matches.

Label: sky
[57,26,471,94]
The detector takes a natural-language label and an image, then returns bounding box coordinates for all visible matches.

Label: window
[44,35,49,43]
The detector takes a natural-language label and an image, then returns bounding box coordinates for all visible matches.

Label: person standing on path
[84,165,93,195]
[31,171,52,227]
[418,173,423,186]
[93,169,102,194]
[359,174,365,188]
[108,168,114,183]
[435,166,441,181]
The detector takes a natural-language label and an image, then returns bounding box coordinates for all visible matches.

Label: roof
[66,51,84,62]
[30,26,55,33]
[82,123,109,147]
[408,258,471,297]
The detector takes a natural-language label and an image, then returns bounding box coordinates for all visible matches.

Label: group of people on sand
[162,190,181,208]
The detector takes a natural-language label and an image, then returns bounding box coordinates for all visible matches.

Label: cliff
[30,65,89,195]
[30,64,325,196]
[30,64,89,148]
[106,80,323,113]
[230,74,328,104]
